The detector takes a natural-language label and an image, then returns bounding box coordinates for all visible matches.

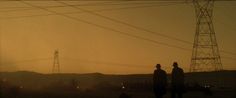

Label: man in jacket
[153,64,167,98]
[171,62,185,98]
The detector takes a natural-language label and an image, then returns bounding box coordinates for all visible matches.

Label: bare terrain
[0,71,235,98]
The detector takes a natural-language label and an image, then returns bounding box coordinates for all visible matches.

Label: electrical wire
[61,57,149,68]
[0,1,184,13]
[0,3,180,19]
[56,0,236,56]
[0,1,234,56]
[0,1,235,65]
[12,1,236,57]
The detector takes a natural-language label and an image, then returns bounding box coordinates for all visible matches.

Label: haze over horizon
[0,1,235,74]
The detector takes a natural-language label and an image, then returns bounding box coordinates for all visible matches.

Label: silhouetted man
[171,62,185,98]
[153,64,167,98]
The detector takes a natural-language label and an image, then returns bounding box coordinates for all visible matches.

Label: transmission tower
[52,50,60,73]
[190,0,223,72]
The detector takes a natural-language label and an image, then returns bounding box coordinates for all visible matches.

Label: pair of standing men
[153,62,185,98]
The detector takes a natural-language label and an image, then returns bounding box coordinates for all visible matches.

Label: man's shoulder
[154,69,158,73]
[154,69,166,73]
[160,69,167,73]
[172,67,184,72]
[178,67,184,71]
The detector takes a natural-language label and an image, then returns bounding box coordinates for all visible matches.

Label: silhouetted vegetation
[0,71,236,98]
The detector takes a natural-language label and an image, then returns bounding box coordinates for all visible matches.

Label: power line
[56,0,236,56]
[0,1,114,12]
[7,0,235,57]
[20,1,192,50]
[0,4,179,19]
[0,0,232,54]
[0,57,150,68]
[0,0,235,71]
[61,57,149,68]
[58,1,191,43]
[2,1,186,8]
[0,55,234,66]
[0,3,183,20]
[1,1,235,58]
[0,3,182,13]
[1,1,235,56]
[0,1,183,13]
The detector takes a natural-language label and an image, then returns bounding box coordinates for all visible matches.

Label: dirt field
[0,71,235,98]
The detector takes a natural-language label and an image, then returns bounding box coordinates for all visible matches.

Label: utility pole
[52,49,60,73]
[190,0,223,72]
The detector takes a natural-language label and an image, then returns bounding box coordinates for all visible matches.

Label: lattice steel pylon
[52,50,60,73]
[190,0,223,72]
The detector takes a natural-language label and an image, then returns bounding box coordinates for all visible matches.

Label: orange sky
[0,1,235,74]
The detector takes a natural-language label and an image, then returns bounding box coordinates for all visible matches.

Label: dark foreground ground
[1,88,235,98]
[0,70,235,98]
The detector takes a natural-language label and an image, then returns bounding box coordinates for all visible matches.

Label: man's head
[156,64,161,69]
[173,62,178,68]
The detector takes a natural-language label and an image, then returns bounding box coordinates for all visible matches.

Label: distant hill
[0,70,235,90]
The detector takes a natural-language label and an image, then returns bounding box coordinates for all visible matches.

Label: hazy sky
[0,1,235,74]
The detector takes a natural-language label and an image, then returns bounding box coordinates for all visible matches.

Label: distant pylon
[52,50,60,73]
[190,0,223,72]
